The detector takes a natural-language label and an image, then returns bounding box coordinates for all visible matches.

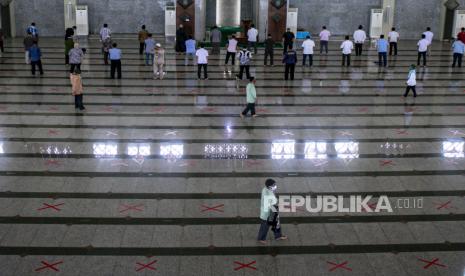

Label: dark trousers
[197,64,208,79]
[110,59,122,79]
[264,50,274,65]
[417,51,427,66]
[74,94,84,109]
[284,64,295,80]
[237,65,251,80]
[342,54,351,66]
[378,52,387,67]
[70,63,81,73]
[65,54,69,65]
[283,41,293,53]
[103,52,109,65]
[139,42,144,55]
[355,43,363,56]
[211,42,220,54]
[320,40,328,54]
[0,40,3,53]
[452,53,463,67]
[404,86,417,97]
[389,42,397,56]
[31,60,44,75]
[303,54,313,66]
[225,52,235,65]
[257,219,282,241]
[242,102,256,116]
[247,41,257,54]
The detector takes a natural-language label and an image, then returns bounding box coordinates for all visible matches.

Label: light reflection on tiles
[204,144,248,159]
[304,142,327,159]
[443,141,464,158]
[160,144,184,161]
[93,143,118,157]
[271,140,296,160]
[127,144,151,156]
[335,141,359,159]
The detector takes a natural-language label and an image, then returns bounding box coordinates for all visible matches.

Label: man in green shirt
[240,77,258,118]
[258,179,287,244]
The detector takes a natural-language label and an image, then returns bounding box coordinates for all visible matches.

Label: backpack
[239,50,251,65]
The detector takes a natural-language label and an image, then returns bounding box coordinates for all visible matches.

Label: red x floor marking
[35,260,63,272]
[234,261,257,271]
[256,108,269,113]
[305,107,320,112]
[357,107,369,112]
[48,88,60,92]
[434,200,456,210]
[97,88,111,92]
[202,107,218,112]
[362,202,378,212]
[0,106,8,111]
[396,129,408,135]
[119,204,144,213]
[246,159,263,166]
[37,203,64,212]
[135,259,157,271]
[45,160,61,166]
[102,107,113,112]
[418,258,446,269]
[327,261,352,272]
[405,107,418,112]
[151,107,166,113]
[48,129,59,135]
[455,107,465,112]
[190,89,199,94]
[201,204,224,213]
[144,88,159,93]
[379,160,395,166]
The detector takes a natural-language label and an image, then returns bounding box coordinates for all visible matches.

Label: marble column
[257,0,268,42]
[195,0,206,41]
[64,0,77,29]
[382,0,395,36]
[216,0,241,27]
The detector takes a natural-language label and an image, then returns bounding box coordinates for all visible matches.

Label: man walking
[144,33,156,65]
[257,179,287,244]
[282,28,295,54]
[27,22,39,42]
[68,43,84,73]
[423,27,434,49]
[109,43,122,79]
[138,25,149,55]
[240,77,258,118]
[417,34,428,67]
[185,35,196,65]
[319,26,331,54]
[0,28,4,54]
[283,45,297,80]
[29,42,43,76]
[23,31,34,64]
[452,37,465,68]
[247,24,258,54]
[388,27,399,56]
[210,26,222,55]
[340,35,353,67]
[377,35,388,67]
[175,24,187,54]
[225,35,238,72]
[302,35,315,67]
[196,43,209,80]
[353,25,366,56]
[458,27,465,44]
[404,65,417,98]
[264,34,274,66]
[99,24,111,41]
[236,45,252,80]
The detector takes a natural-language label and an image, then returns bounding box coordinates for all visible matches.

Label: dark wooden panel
[267,0,287,42]
[176,0,195,36]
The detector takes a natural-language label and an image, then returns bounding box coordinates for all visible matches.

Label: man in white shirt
[99,24,111,41]
[247,24,258,54]
[417,34,429,67]
[388,27,399,56]
[225,35,238,72]
[196,43,209,80]
[340,35,354,67]
[302,35,315,67]
[319,26,331,54]
[423,27,434,56]
[353,25,366,56]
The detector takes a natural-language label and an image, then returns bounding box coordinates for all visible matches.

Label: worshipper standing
[388,27,399,56]
[68,43,84,73]
[319,26,331,54]
[185,35,197,65]
[340,35,354,67]
[257,179,288,244]
[109,43,122,79]
[70,67,85,110]
[283,45,297,80]
[225,35,238,73]
[29,42,43,76]
[376,35,388,67]
[417,34,429,67]
[144,33,156,65]
[27,22,39,42]
[240,77,258,118]
[423,27,434,55]
[247,24,258,54]
[64,30,74,65]
[72,26,79,42]
[210,26,222,55]
[138,25,149,55]
[196,43,209,80]
[264,34,275,66]
[99,23,111,41]
[102,36,112,65]
[236,45,252,80]
[23,31,34,64]
[175,24,187,54]
[282,28,295,54]
[404,64,417,98]
[301,35,315,67]
[353,25,366,56]
[452,37,465,68]
[458,27,465,44]
[0,28,4,54]
[154,43,166,79]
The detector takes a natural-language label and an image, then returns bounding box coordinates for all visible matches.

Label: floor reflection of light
[0,143,3,154]
[304,142,327,159]
[93,143,118,157]
[160,144,184,159]
[271,140,295,160]
[204,143,248,159]
[127,144,151,156]
[443,141,464,158]
[335,142,359,159]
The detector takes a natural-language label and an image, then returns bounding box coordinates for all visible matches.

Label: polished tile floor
[0,36,464,275]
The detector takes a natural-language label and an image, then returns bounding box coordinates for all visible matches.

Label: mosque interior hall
[1,0,465,275]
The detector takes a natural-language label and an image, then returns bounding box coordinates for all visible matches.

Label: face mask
[270,185,277,191]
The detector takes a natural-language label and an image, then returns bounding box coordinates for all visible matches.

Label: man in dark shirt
[264,33,274,66]
[282,45,297,80]
[282,28,295,54]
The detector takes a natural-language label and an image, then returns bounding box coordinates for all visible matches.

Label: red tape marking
[327,261,352,272]
[35,260,63,272]
[233,261,257,271]
[418,258,446,269]
[135,259,157,271]
[201,204,224,213]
